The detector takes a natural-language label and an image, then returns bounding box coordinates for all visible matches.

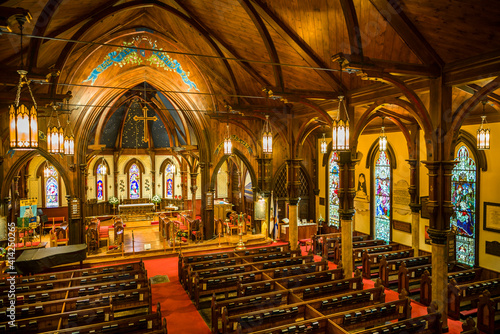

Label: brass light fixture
[9,15,38,150]
[379,116,387,152]
[43,161,51,178]
[477,100,490,150]
[332,96,349,151]
[320,133,328,154]
[47,104,64,154]
[224,124,232,155]
[63,99,75,156]
[262,115,273,154]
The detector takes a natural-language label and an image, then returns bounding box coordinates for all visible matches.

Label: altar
[279,221,317,242]
[118,203,155,219]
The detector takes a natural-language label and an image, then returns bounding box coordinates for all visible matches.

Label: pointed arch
[372,149,392,243]
[124,158,145,199]
[94,158,110,202]
[451,144,479,267]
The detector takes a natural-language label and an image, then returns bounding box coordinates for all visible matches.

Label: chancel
[0,1,499,333]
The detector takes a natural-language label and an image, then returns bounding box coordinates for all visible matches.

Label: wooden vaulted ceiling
[1,0,500,145]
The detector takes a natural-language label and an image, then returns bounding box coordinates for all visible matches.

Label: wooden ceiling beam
[250,0,345,92]
[444,50,500,86]
[378,107,415,123]
[239,0,284,91]
[339,0,364,58]
[368,0,443,67]
[348,77,430,106]
[341,55,440,77]
[458,83,500,110]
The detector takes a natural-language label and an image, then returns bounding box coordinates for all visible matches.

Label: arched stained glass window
[374,150,391,243]
[46,166,59,208]
[329,152,339,228]
[129,163,140,199]
[97,164,105,201]
[166,163,174,198]
[451,145,477,267]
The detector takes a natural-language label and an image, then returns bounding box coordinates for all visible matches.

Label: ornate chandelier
[9,17,38,150]
[477,101,490,150]
[224,124,232,155]
[262,115,273,154]
[332,95,349,151]
[47,104,64,154]
[379,117,387,152]
[320,133,328,154]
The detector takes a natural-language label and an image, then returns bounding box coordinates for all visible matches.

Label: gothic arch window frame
[451,130,486,267]
[326,151,340,228]
[160,158,177,199]
[124,159,145,199]
[93,158,110,202]
[368,141,397,243]
[36,162,61,208]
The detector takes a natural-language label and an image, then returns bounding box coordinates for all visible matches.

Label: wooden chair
[50,222,69,247]
[86,219,100,254]
[191,219,203,243]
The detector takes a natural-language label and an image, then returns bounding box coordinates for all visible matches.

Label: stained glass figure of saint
[329,152,340,228]
[129,163,140,199]
[374,150,391,243]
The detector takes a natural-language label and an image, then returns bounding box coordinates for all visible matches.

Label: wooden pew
[236,297,412,334]
[378,254,431,287]
[0,305,113,333]
[361,249,414,279]
[331,239,387,264]
[419,268,482,306]
[186,250,302,294]
[37,303,165,334]
[461,317,479,334]
[289,274,364,301]
[178,245,289,287]
[193,258,318,308]
[212,291,290,333]
[448,277,500,320]
[1,269,146,296]
[352,243,400,263]
[3,277,150,305]
[477,289,500,334]
[349,312,442,334]
[401,265,481,296]
[320,234,368,260]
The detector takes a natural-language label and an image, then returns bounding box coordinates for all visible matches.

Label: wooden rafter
[338,0,363,59]
[368,0,443,67]
[250,0,345,92]
[238,0,284,90]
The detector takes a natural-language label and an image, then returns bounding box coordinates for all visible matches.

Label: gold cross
[133,105,157,142]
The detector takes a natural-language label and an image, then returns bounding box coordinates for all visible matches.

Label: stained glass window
[451,145,476,267]
[97,164,105,201]
[375,150,391,243]
[329,152,340,228]
[166,163,174,198]
[129,163,140,199]
[45,166,58,208]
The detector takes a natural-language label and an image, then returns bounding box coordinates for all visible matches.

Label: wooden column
[337,151,357,277]
[407,159,421,252]
[257,157,272,238]
[189,172,198,241]
[286,159,301,250]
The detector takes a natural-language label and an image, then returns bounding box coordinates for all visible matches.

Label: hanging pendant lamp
[477,101,490,150]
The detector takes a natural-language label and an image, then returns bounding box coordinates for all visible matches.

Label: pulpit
[214,201,233,221]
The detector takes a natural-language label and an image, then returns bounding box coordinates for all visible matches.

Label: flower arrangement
[151,194,162,204]
[109,196,119,205]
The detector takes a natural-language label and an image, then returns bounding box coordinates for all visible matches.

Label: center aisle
[144,257,211,334]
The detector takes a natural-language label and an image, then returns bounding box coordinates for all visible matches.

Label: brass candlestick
[235,212,246,251]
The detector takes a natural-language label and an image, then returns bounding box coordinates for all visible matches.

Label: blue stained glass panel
[166,163,174,198]
[46,176,58,208]
[375,151,390,243]
[97,164,104,201]
[129,164,140,199]
[451,146,476,267]
[329,152,340,228]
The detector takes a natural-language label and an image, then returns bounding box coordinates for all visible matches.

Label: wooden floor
[34,221,270,265]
